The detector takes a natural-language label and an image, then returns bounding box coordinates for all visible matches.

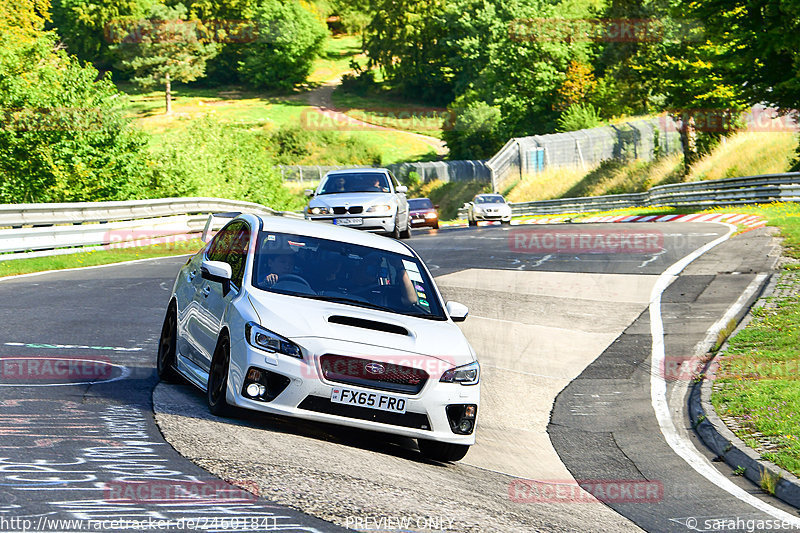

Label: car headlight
[245,322,302,359]
[424,211,437,219]
[472,206,483,214]
[440,361,480,385]
[308,206,331,215]
[366,204,392,213]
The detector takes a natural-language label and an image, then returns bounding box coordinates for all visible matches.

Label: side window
[228,225,250,288]
[205,221,250,289]
[206,221,240,262]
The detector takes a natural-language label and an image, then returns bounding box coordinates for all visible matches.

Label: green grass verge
[0,240,204,278]
[704,202,800,479]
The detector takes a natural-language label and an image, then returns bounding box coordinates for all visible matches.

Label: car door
[191,220,251,372]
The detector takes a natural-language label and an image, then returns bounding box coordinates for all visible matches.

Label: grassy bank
[707,203,800,478]
[505,132,797,203]
[0,240,204,278]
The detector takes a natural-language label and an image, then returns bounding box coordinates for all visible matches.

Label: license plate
[330,387,407,413]
[334,218,362,226]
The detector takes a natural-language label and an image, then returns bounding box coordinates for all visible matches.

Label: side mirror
[304,189,315,197]
[446,301,469,322]
[434,204,440,209]
[201,260,232,284]
[396,185,408,194]
[463,203,471,209]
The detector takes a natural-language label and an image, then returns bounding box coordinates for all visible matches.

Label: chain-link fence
[278,161,491,185]
[277,165,373,183]
[488,117,683,192]
[387,160,491,184]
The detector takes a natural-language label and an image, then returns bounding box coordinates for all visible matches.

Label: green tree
[442,98,505,159]
[49,0,155,69]
[0,33,151,203]
[683,0,800,168]
[1,0,51,41]
[111,3,218,113]
[236,0,328,90]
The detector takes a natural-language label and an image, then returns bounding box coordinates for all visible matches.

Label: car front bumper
[227,338,479,445]
[473,211,511,222]
[305,215,395,233]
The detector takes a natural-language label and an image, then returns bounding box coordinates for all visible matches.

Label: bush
[268,124,382,166]
[0,33,152,203]
[149,118,303,210]
[442,99,506,160]
[556,103,602,132]
[237,0,328,90]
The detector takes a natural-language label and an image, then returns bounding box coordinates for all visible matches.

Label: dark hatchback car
[407,198,439,229]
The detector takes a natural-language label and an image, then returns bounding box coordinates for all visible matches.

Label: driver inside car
[263,251,296,287]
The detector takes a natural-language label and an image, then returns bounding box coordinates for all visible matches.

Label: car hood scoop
[328,315,409,336]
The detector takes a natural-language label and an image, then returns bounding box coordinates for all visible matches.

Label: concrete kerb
[688,270,800,509]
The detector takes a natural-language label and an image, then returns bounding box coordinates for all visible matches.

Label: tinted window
[408,198,434,209]
[252,232,445,320]
[206,220,250,289]
[318,173,390,194]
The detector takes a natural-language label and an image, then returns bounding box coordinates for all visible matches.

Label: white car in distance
[467,194,512,226]
[305,168,411,239]
[157,214,480,462]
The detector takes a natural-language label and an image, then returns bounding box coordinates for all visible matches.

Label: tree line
[354,0,799,166]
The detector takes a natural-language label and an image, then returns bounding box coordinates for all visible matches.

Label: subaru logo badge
[365,362,385,375]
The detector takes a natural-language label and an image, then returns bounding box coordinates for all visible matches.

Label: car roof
[325,168,388,176]
[248,214,414,256]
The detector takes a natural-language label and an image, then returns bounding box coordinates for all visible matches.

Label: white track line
[650,223,800,524]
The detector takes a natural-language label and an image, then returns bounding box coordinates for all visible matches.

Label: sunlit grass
[0,239,204,278]
[688,132,798,182]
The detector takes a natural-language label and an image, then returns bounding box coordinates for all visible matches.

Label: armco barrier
[0,197,300,260]
[458,172,800,218]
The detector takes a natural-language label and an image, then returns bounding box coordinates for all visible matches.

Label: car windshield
[408,198,433,209]
[252,232,446,320]
[318,173,390,195]
[475,195,505,204]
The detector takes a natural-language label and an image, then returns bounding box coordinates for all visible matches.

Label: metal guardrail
[0,197,301,260]
[457,172,800,218]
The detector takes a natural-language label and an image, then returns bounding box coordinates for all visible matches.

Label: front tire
[468,217,477,227]
[399,216,411,239]
[207,334,233,416]
[156,304,179,383]
[389,216,401,239]
[418,439,470,462]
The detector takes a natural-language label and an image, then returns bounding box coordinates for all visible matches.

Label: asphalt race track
[0,221,795,532]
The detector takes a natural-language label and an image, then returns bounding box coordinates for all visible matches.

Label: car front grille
[319,354,428,394]
[332,206,364,215]
[298,395,431,430]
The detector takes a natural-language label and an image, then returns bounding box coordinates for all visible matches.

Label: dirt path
[305,77,449,157]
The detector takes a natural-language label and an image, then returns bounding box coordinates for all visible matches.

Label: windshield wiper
[303,294,392,312]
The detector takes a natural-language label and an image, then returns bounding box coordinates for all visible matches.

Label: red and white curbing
[448,213,766,230]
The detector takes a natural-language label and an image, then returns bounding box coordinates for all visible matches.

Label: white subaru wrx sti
[157,214,480,461]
